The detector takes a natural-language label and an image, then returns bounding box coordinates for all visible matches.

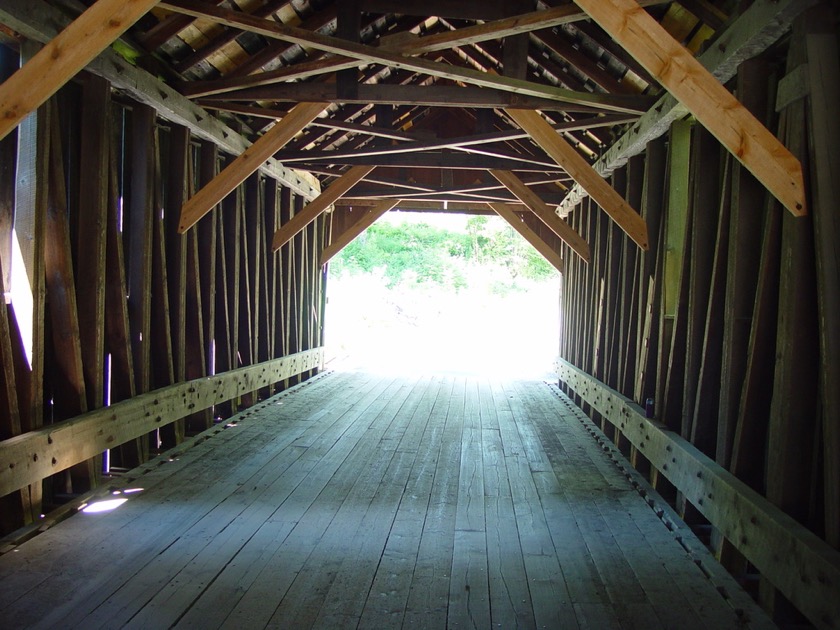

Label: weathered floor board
[0,371,772,629]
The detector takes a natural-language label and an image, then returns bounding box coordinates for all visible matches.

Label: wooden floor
[0,371,772,629]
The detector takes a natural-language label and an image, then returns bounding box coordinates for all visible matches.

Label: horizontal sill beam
[555,358,840,630]
[0,349,324,498]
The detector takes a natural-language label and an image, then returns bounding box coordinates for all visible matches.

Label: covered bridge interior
[0,0,838,628]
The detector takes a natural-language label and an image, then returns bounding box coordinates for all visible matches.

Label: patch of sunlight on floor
[325,269,560,380]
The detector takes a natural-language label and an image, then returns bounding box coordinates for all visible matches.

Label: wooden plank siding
[555,13,840,628]
[0,56,329,535]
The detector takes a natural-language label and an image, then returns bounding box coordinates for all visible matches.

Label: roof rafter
[158,0,652,114]
[0,0,161,142]
[573,0,806,216]
[180,0,668,98]
[505,108,649,250]
[561,0,814,214]
[490,169,590,262]
[200,101,637,139]
[271,165,374,252]
[198,84,639,114]
[178,101,328,233]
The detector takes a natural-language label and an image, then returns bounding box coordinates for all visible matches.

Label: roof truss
[0,0,807,272]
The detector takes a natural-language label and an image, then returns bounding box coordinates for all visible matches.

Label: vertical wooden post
[214,171,234,416]
[198,141,218,383]
[761,17,821,615]
[162,124,190,440]
[127,104,156,409]
[240,173,260,405]
[765,15,820,533]
[150,130,177,447]
[804,3,840,550]
[76,75,111,414]
[165,125,190,386]
[45,102,98,490]
[617,155,643,396]
[717,59,769,470]
[11,41,50,518]
[184,145,211,432]
[729,198,782,492]
[0,46,23,532]
[603,169,624,391]
[655,120,692,422]
[678,128,722,440]
[104,110,139,467]
[223,180,243,410]
[277,187,291,381]
[633,138,666,406]
[0,45,15,294]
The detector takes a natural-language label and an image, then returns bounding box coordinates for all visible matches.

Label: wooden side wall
[0,48,328,535]
[556,8,839,625]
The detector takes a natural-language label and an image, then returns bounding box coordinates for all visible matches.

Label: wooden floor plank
[283,377,429,628]
[0,372,364,626]
[403,377,465,628]
[356,376,449,629]
[217,375,407,629]
[493,379,581,629]
[447,379,491,630]
[0,371,773,630]
[82,374,397,629]
[0,373,340,598]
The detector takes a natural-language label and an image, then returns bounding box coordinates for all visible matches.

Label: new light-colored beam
[179,101,328,232]
[321,199,401,265]
[505,108,649,250]
[559,0,811,215]
[0,0,161,141]
[272,165,374,252]
[488,203,564,274]
[572,0,806,216]
[489,170,590,263]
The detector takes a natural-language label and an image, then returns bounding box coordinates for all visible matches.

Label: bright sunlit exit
[325,211,560,378]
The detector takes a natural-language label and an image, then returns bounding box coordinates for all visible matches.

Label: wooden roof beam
[271,165,374,252]
[321,198,400,265]
[0,0,318,199]
[505,108,649,250]
[488,203,564,273]
[197,84,630,114]
[158,0,651,114]
[178,101,328,233]
[335,199,503,215]
[283,151,564,172]
[572,0,807,216]
[490,169,590,262]
[274,132,563,170]
[202,100,637,141]
[0,0,161,142]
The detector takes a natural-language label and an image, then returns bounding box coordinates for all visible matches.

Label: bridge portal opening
[324,211,560,379]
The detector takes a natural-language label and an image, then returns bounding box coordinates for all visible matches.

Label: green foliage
[331,215,557,289]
